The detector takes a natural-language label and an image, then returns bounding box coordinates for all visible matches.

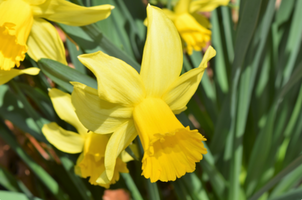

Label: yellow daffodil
[71,5,216,183]
[0,0,113,71]
[0,67,40,85]
[162,0,229,54]
[42,88,131,188]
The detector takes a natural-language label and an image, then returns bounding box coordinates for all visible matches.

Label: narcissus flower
[0,67,40,85]
[42,88,131,188]
[162,0,229,54]
[0,0,113,71]
[71,5,216,183]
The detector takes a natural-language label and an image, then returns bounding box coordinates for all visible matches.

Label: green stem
[121,173,143,200]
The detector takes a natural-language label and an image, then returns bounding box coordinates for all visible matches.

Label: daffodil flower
[71,5,216,183]
[162,0,229,54]
[0,0,113,71]
[42,88,131,188]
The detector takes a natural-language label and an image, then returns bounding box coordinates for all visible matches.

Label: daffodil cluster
[2,0,217,187]
[71,5,215,183]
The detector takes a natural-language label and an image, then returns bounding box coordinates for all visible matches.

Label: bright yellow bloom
[71,5,216,183]
[162,0,229,54]
[0,0,113,71]
[42,88,131,188]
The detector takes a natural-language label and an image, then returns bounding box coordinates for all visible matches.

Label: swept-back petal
[162,46,216,113]
[71,82,133,134]
[42,122,84,154]
[174,0,191,14]
[31,0,113,26]
[27,18,66,65]
[104,120,137,181]
[0,68,40,85]
[140,5,183,98]
[49,88,87,135]
[190,0,230,13]
[78,51,145,106]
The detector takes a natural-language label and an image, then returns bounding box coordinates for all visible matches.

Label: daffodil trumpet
[71,5,216,183]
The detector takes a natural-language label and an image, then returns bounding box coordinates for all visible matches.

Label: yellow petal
[174,0,191,14]
[0,0,33,70]
[75,133,127,188]
[144,9,177,29]
[48,88,87,135]
[78,51,145,106]
[174,13,211,54]
[32,0,113,26]
[75,133,108,185]
[42,122,84,154]
[0,68,40,85]
[133,97,207,182]
[162,46,216,113]
[75,154,107,186]
[71,82,133,134]
[27,18,67,65]
[161,9,177,20]
[24,0,46,5]
[140,5,183,98]
[120,150,134,163]
[105,120,137,180]
[83,133,109,160]
[190,0,230,13]
[96,157,129,189]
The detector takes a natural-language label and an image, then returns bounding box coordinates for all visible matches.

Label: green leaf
[66,38,87,74]
[268,188,302,200]
[249,154,302,200]
[0,121,69,200]
[0,85,42,141]
[38,58,97,93]
[59,155,94,200]
[121,173,143,200]
[146,180,160,200]
[225,0,267,199]
[0,191,42,200]
[270,165,302,198]
[211,9,229,94]
[0,166,31,195]
[59,24,141,72]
